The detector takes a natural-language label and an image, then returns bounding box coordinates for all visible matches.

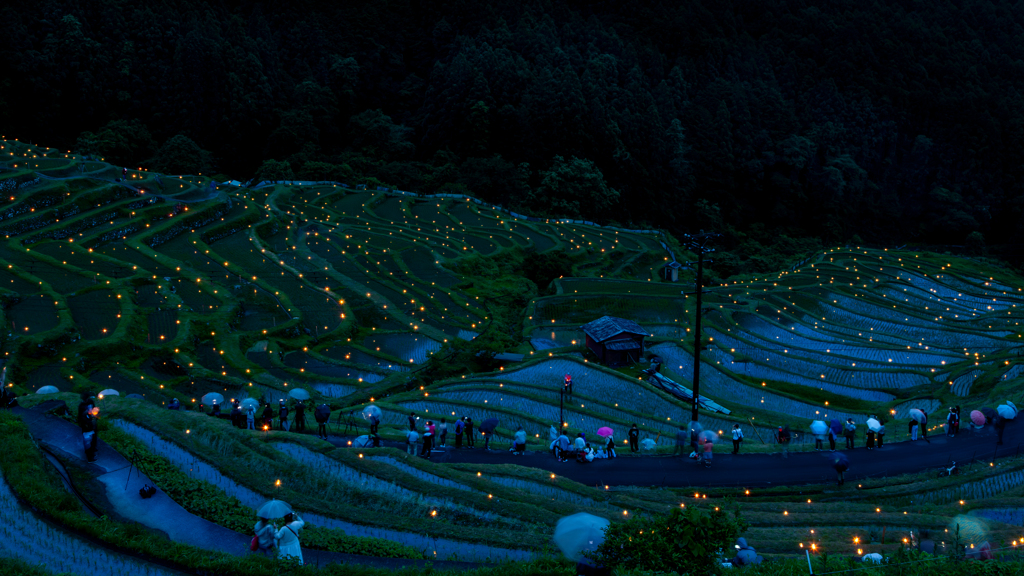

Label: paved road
[332,423,1020,488]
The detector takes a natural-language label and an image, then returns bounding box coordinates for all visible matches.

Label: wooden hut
[581,316,647,367]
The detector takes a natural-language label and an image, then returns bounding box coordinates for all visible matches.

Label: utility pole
[683,232,719,426]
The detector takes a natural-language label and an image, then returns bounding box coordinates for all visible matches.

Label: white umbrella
[997,404,1017,420]
[240,398,260,411]
[640,438,657,451]
[809,420,828,437]
[554,513,609,562]
[698,430,718,444]
[256,499,293,519]
[352,435,374,448]
[866,418,882,432]
[98,389,119,398]
[201,392,224,406]
[36,385,59,394]
[362,405,382,421]
[909,409,927,423]
[288,388,310,400]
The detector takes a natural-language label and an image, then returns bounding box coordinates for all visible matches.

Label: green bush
[591,505,746,574]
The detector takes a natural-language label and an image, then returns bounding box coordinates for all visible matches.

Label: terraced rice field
[6,142,1024,567]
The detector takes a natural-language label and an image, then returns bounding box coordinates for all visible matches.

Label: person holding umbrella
[829,419,841,452]
[628,424,640,453]
[810,421,827,451]
[246,404,255,430]
[275,512,305,564]
[479,418,498,450]
[554,513,610,576]
[597,427,615,458]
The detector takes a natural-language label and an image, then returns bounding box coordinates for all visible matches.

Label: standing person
[732,424,744,454]
[702,438,713,468]
[946,407,957,437]
[953,406,961,435]
[845,419,856,449]
[253,517,276,556]
[210,401,221,417]
[420,421,435,456]
[439,418,448,448]
[369,413,379,435]
[81,406,99,462]
[262,403,274,429]
[465,417,475,448]
[910,419,919,441]
[278,400,289,431]
[513,426,527,455]
[628,424,640,453]
[829,419,840,452]
[605,433,617,458]
[230,401,242,428]
[994,415,1006,445]
[866,428,875,450]
[876,424,885,448]
[275,512,304,565]
[406,427,419,455]
[689,426,700,458]
[314,404,330,440]
[564,373,573,397]
[294,401,306,432]
[777,426,791,458]
[454,417,464,449]
[246,406,255,430]
[673,425,688,457]
[408,412,417,432]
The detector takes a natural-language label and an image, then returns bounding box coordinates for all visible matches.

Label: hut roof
[581,316,647,343]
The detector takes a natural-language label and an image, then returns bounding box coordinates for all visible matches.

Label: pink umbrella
[970,410,986,427]
[597,427,614,437]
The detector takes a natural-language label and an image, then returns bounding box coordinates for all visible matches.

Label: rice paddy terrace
[4,138,1024,569]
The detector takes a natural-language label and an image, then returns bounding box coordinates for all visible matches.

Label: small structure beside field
[581,315,647,367]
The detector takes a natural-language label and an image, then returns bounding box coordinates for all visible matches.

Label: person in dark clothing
[210,402,221,417]
[994,415,1006,445]
[408,412,417,432]
[917,530,936,554]
[465,417,475,447]
[454,417,464,448]
[279,400,289,431]
[628,424,640,453]
[81,406,99,462]
[673,425,688,457]
[564,373,573,397]
[314,404,330,440]
[262,403,274,429]
[167,398,180,410]
[77,393,95,430]
[369,414,379,435]
[876,425,885,448]
[294,401,306,431]
[844,419,856,449]
[231,401,242,428]
[834,459,848,486]
[866,429,875,450]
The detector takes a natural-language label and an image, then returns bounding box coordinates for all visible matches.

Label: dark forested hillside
[2,0,1023,271]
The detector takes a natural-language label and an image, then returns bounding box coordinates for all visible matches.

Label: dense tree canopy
[3,0,1024,270]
